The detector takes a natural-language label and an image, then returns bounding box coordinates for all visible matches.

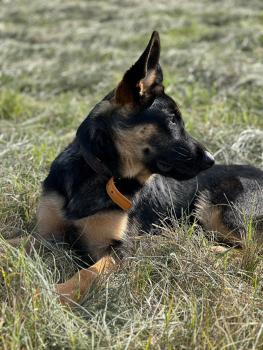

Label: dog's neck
[78,142,143,211]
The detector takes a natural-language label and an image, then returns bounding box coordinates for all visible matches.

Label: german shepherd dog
[7,32,263,305]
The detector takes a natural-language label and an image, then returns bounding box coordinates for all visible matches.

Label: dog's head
[77,31,214,183]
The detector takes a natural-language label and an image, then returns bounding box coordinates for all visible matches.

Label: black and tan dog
[7,32,263,304]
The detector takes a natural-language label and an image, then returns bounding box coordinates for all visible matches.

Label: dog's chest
[74,210,128,259]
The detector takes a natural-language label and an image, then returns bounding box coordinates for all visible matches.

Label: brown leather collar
[78,143,112,178]
[78,141,132,211]
[106,177,132,211]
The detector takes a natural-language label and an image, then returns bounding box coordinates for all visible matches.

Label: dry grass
[0,0,263,349]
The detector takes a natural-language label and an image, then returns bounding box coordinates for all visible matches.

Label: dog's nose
[201,151,215,170]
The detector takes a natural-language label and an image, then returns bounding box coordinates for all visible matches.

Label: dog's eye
[167,113,177,124]
[169,113,185,129]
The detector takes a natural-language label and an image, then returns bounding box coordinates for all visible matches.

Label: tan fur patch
[195,192,240,243]
[37,192,67,240]
[136,168,152,184]
[139,69,157,96]
[114,124,156,183]
[74,210,128,260]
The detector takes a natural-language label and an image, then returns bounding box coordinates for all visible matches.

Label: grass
[0,0,263,348]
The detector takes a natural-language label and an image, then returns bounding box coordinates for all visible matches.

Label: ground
[0,0,263,349]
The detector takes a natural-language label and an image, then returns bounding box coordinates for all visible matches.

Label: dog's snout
[201,151,215,170]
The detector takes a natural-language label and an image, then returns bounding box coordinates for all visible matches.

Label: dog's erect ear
[115,31,163,107]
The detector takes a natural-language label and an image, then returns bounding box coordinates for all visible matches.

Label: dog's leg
[3,192,70,255]
[54,255,117,305]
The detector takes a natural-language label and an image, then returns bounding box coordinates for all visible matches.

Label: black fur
[130,165,263,240]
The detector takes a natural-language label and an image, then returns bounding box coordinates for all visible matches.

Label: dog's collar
[79,143,112,178]
[106,177,132,211]
[78,142,132,211]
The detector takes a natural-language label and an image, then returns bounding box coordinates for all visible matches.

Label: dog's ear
[115,31,163,107]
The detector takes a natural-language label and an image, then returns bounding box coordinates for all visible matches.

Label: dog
[7,31,263,305]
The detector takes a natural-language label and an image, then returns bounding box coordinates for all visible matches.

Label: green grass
[0,0,263,349]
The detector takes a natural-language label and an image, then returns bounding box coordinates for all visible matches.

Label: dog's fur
[7,32,263,304]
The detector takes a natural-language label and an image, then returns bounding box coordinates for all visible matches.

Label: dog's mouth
[155,160,197,180]
[155,151,215,180]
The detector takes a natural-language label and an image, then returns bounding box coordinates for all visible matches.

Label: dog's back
[130,165,263,243]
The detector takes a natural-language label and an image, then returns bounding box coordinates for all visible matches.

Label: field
[0,0,263,349]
